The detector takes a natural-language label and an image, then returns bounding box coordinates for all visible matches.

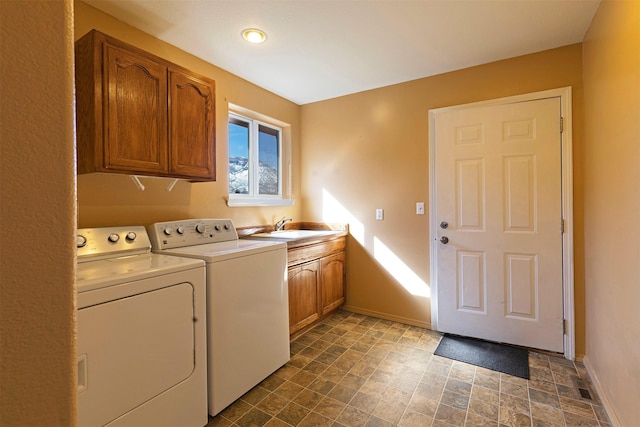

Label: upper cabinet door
[168,70,216,180]
[104,43,168,174]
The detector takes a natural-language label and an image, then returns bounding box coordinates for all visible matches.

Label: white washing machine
[148,219,290,416]
[76,226,208,427]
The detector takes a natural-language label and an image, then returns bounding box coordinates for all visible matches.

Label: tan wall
[0,1,77,425]
[582,0,640,424]
[74,1,302,229]
[300,45,587,353]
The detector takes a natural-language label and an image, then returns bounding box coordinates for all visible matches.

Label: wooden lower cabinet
[288,261,321,335]
[321,252,346,315]
[288,244,346,336]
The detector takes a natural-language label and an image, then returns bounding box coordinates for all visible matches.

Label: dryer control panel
[148,219,238,250]
[77,226,151,262]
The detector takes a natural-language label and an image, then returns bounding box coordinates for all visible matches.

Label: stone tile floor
[206,311,611,426]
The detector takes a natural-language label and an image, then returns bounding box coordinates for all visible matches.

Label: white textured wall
[582,0,640,425]
[0,1,77,425]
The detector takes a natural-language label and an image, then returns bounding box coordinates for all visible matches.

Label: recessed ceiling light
[242,28,267,44]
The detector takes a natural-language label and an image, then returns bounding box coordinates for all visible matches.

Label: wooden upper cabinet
[169,70,215,179]
[75,30,216,181]
[104,44,168,174]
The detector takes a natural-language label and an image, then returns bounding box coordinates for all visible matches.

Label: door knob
[440,221,448,229]
[440,236,449,244]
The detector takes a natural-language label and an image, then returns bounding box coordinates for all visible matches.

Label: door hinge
[560,117,564,134]
[563,319,568,335]
[561,218,565,234]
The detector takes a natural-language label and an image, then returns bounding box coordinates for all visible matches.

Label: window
[227,107,293,206]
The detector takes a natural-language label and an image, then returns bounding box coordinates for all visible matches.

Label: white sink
[251,230,340,239]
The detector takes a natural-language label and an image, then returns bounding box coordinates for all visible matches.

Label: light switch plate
[376,208,384,220]
[416,202,425,215]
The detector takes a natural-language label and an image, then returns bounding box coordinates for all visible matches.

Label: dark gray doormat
[434,334,530,379]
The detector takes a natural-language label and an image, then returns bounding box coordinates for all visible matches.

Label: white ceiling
[83,0,600,105]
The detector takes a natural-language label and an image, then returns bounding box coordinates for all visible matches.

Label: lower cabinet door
[321,252,346,315]
[288,261,321,335]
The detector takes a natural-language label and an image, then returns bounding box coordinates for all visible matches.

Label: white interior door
[433,97,564,352]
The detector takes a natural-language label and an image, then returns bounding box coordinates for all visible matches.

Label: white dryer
[76,226,208,427]
[148,219,290,416]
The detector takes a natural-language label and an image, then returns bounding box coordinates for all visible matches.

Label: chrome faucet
[275,217,293,231]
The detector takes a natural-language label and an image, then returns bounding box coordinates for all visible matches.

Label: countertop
[238,222,348,248]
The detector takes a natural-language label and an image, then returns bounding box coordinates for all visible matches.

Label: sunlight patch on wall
[322,189,364,244]
[373,237,430,297]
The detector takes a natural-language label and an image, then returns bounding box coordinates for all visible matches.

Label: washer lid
[155,239,286,262]
[76,253,205,293]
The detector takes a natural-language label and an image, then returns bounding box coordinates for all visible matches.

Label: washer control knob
[163,227,173,236]
[224,224,230,230]
[177,226,185,234]
[195,224,206,234]
[108,233,120,243]
[125,232,137,241]
[214,225,221,231]
[76,235,87,248]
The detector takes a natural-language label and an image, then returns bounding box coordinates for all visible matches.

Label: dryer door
[78,282,195,426]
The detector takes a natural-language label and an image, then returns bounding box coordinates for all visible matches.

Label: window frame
[227,105,293,207]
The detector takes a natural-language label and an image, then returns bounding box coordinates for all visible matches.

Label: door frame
[428,87,575,360]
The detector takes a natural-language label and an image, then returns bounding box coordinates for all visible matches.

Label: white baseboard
[341,305,431,329]
[582,355,622,427]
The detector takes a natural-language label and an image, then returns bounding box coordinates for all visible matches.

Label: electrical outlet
[416,202,425,215]
[376,208,384,220]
